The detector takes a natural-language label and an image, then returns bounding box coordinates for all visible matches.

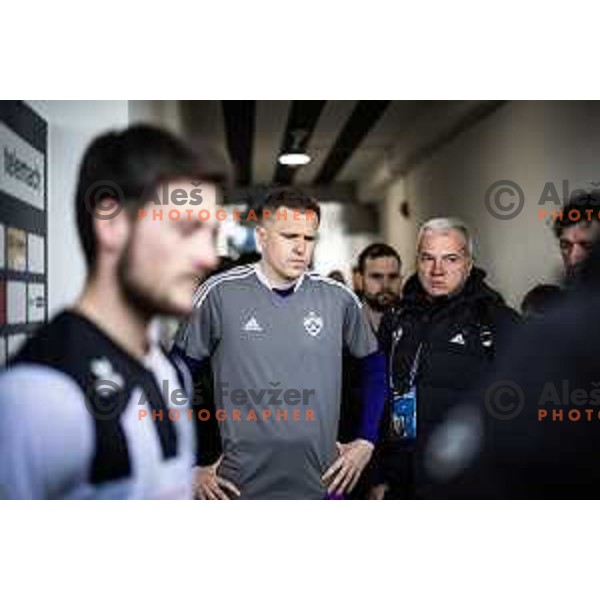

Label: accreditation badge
[390,385,417,440]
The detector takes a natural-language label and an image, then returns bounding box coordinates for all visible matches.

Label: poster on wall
[7,281,27,324]
[0,119,45,211]
[0,101,47,349]
[27,283,45,323]
[7,227,27,271]
[28,232,45,274]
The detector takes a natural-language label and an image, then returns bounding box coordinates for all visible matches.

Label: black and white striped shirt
[0,311,195,500]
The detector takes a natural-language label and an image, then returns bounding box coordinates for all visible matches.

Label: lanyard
[407,342,423,389]
[389,325,423,391]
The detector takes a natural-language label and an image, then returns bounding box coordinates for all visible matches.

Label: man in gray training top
[172,187,387,499]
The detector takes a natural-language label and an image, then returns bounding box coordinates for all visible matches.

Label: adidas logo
[243,317,263,332]
[449,333,466,345]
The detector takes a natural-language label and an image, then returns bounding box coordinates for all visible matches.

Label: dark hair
[553,193,600,238]
[521,284,563,317]
[75,125,228,269]
[259,187,321,223]
[327,270,347,285]
[357,243,401,274]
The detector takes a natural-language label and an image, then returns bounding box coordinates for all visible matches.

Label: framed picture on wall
[7,227,27,271]
[0,101,48,347]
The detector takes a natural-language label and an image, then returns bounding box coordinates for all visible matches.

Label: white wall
[313,203,376,283]
[383,177,417,282]
[128,101,181,134]
[383,101,600,309]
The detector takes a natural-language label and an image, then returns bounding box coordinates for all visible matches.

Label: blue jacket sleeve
[355,351,387,444]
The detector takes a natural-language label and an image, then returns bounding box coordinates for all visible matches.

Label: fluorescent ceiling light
[278,152,311,166]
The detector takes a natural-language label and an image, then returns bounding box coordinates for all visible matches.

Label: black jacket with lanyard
[375,267,520,498]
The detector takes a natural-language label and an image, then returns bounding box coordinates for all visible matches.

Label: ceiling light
[278,152,312,166]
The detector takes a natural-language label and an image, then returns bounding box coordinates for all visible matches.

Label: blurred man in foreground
[0,126,222,499]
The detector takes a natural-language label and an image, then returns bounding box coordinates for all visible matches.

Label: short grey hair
[417,217,474,256]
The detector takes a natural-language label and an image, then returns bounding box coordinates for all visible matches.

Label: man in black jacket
[371,218,519,499]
